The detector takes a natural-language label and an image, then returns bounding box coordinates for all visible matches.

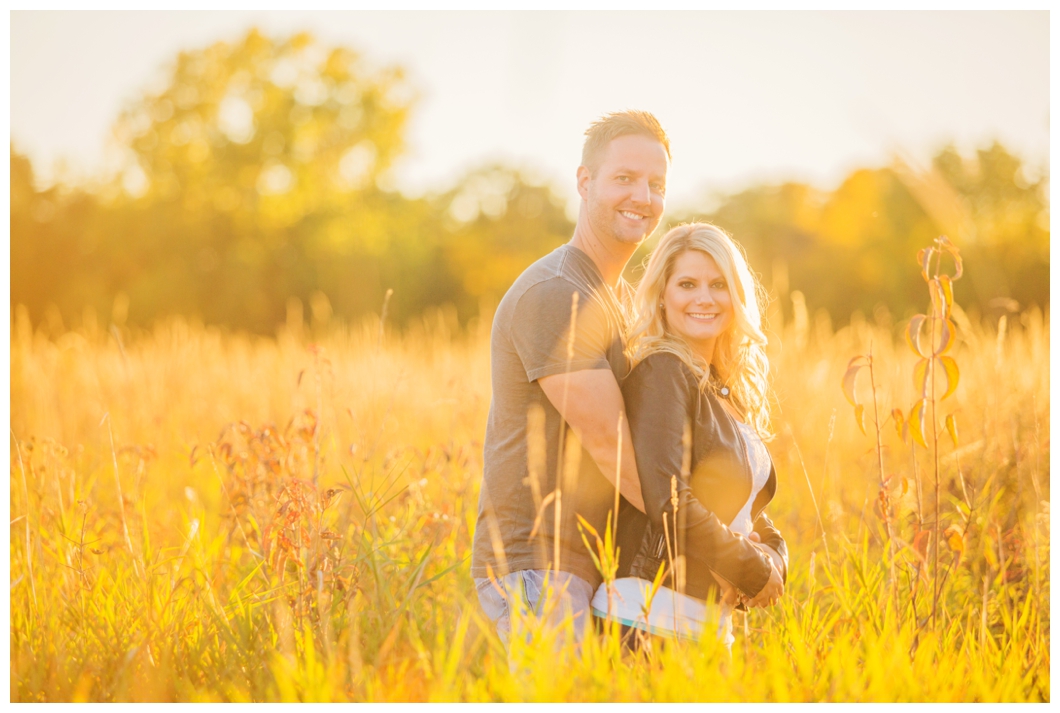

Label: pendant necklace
[709,365,730,398]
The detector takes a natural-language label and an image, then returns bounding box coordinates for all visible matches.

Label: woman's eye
[713,282,727,290]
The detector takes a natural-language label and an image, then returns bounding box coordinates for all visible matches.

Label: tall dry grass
[9,298,1049,701]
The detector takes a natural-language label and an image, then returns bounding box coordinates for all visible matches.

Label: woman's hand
[746,532,784,608]
[748,532,786,582]
[745,563,784,608]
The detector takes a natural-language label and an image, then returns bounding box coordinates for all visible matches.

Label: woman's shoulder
[624,350,698,394]
[630,350,696,378]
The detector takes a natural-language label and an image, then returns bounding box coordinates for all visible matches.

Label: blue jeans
[474,570,595,654]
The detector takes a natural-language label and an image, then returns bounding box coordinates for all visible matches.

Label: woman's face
[662,249,735,360]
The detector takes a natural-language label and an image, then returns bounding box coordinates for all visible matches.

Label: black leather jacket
[616,352,788,601]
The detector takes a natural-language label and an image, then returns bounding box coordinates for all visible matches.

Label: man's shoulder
[497,246,595,315]
[506,246,574,295]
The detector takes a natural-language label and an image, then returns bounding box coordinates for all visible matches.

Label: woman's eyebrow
[673,273,723,282]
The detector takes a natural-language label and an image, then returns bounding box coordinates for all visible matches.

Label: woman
[591,222,787,646]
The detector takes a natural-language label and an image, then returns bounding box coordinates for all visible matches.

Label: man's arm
[538,369,645,513]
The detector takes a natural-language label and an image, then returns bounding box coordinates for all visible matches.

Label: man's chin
[614,230,650,245]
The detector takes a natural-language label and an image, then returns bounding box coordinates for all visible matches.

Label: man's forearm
[538,370,645,513]
[579,413,645,513]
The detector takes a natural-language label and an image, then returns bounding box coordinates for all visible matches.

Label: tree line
[11,29,1049,336]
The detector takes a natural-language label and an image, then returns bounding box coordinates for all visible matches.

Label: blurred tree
[930,142,1049,316]
[11,145,108,331]
[664,145,1048,327]
[106,28,417,330]
[436,165,574,320]
[9,26,1048,335]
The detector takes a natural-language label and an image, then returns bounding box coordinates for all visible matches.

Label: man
[470,110,670,650]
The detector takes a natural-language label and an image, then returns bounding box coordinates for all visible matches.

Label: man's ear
[576,165,592,200]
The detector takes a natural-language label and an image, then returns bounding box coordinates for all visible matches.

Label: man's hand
[538,369,644,512]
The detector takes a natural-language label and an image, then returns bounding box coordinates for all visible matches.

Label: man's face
[578,133,669,246]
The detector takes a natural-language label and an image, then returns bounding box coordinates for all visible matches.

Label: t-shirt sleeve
[510,278,615,382]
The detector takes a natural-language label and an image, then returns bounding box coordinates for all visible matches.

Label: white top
[592,420,772,641]
[729,420,773,536]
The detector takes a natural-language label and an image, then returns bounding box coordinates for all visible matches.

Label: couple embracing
[471,111,787,655]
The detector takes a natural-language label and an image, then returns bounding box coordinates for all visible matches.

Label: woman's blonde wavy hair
[627,222,774,440]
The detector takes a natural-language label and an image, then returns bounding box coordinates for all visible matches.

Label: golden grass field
[9,296,1050,702]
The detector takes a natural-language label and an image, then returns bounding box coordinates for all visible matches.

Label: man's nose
[630,178,651,205]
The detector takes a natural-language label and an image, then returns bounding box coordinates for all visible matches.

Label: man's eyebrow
[609,166,666,181]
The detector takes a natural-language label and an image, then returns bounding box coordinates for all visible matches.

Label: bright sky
[11,10,1050,210]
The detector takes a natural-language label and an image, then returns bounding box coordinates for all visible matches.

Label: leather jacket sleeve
[752,511,788,582]
[624,354,774,598]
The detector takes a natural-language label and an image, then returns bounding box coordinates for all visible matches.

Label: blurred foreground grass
[9,301,1049,701]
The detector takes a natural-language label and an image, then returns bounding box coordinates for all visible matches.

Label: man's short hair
[581,110,671,176]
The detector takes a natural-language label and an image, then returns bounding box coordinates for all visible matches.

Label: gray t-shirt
[471,244,631,587]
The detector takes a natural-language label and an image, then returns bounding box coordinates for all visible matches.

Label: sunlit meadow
[9,289,1049,701]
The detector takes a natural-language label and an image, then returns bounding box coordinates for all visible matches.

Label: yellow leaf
[917,247,934,283]
[939,275,954,317]
[575,513,600,542]
[935,318,957,355]
[841,356,867,407]
[891,408,906,443]
[913,529,931,561]
[909,398,928,449]
[930,278,946,319]
[854,404,866,436]
[937,356,960,400]
[528,490,556,541]
[937,235,964,281]
[913,357,930,397]
[645,560,669,608]
[944,524,964,554]
[945,413,959,447]
[906,316,930,358]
